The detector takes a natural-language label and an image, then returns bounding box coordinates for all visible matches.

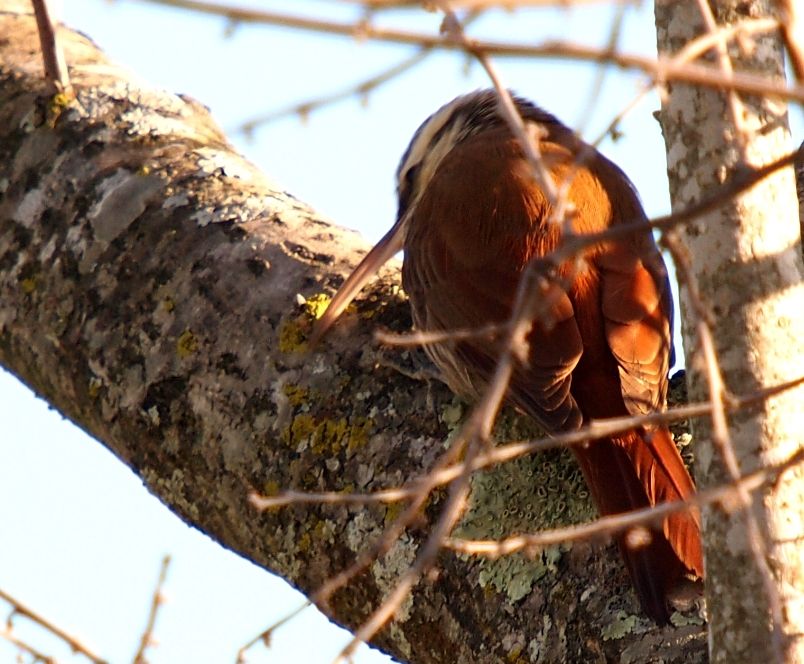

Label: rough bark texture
[0,5,708,662]
[655,1,804,662]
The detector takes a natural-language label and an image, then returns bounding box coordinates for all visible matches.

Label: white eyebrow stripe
[397,96,468,182]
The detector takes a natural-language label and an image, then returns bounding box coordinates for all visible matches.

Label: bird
[312,89,703,623]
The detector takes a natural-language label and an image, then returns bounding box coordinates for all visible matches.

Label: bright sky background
[2,2,801,663]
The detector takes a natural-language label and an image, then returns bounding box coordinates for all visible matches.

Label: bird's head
[310,89,558,344]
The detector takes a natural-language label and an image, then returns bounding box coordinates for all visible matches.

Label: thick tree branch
[0,5,707,663]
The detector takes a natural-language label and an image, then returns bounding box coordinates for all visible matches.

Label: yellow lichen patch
[283,413,317,447]
[47,91,73,126]
[310,418,348,455]
[162,296,175,312]
[298,531,312,553]
[177,329,199,358]
[20,277,37,294]
[506,645,524,663]
[303,293,332,320]
[278,318,307,353]
[345,416,373,454]
[283,413,374,458]
[282,383,309,407]
[384,501,405,526]
[262,480,281,496]
[601,611,639,640]
[88,376,103,399]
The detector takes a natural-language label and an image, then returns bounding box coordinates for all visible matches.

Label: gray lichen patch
[88,169,164,243]
[451,408,595,605]
[600,610,640,641]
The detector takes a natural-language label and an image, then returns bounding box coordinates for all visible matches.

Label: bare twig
[440,17,562,209]
[239,428,474,660]
[341,0,637,7]
[574,0,629,137]
[236,602,311,663]
[0,588,107,664]
[236,10,483,134]
[374,321,507,347]
[693,0,750,151]
[132,555,171,664]
[249,374,804,510]
[135,0,804,102]
[333,437,479,664]
[238,49,431,135]
[445,446,804,555]
[0,625,55,664]
[31,0,71,94]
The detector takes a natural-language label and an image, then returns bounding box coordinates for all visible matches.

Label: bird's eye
[397,164,420,213]
[404,164,419,189]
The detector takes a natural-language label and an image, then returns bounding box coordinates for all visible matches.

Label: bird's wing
[596,218,674,417]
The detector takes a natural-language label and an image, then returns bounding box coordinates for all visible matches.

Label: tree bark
[0,4,709,662]
[655,1,804,662]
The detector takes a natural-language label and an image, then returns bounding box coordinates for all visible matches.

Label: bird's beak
[309,217,407,346]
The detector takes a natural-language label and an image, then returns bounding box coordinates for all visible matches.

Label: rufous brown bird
[313,90,703,623]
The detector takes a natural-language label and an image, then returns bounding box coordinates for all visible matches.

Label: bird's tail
[573,426,703,623]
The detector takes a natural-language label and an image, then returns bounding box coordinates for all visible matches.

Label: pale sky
[1,2,801,663]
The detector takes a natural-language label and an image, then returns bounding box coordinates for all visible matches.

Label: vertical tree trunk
[655,1,804,662]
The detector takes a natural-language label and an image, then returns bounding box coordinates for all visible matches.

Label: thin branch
[240,415,476,658]
[236,602,311,663]
[445,446,804,555]
[339,0,637,7]
[330,24,582,652]
[573,0,629,137]
[333,438,479,664]
[693,0,750,151]
[132,555,171,664]
[135,0,804,102]
[439,11,562,208]
[0,626,55,664]
[31,0,71,95]
[236,10,484,134]
[249,374,804,510]
[568,147,801,252]
[374,321,506,347]
[589,84,651,146]
[238,49,431,134]
[0,589,107,664]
